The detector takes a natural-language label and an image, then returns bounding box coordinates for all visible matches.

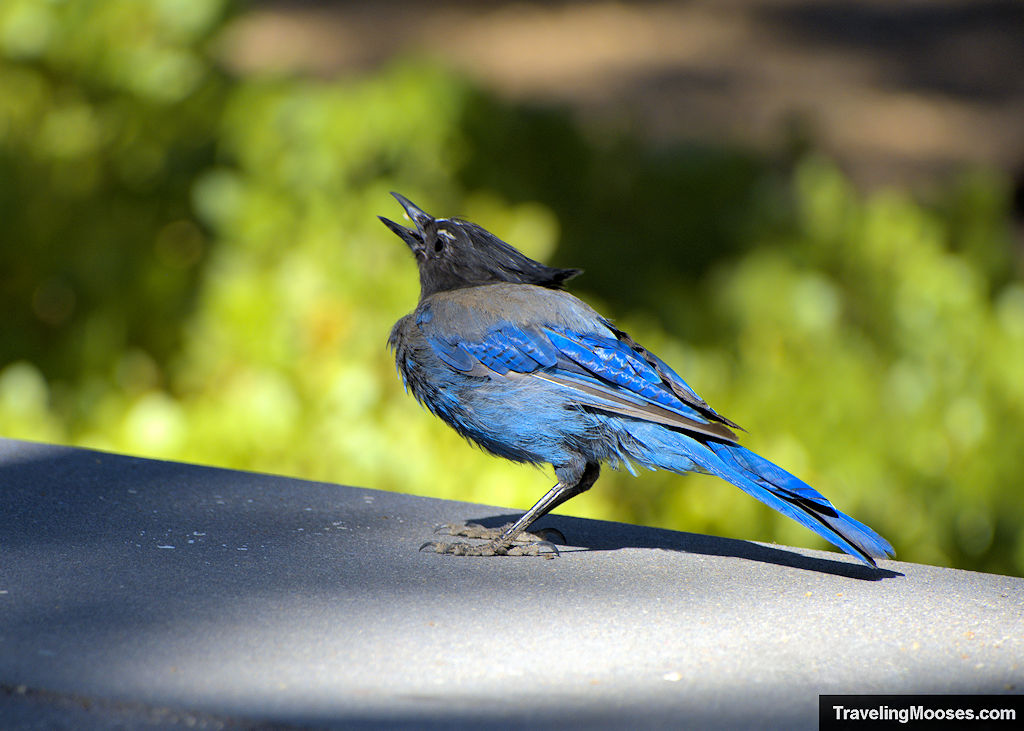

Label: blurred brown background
[222,0,1024,192]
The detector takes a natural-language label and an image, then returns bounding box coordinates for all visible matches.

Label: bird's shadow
[465,513,903,581]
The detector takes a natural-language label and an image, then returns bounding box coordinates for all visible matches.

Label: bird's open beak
[379,193,435,254]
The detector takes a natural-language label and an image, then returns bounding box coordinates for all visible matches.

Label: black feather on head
[379,193,581,300]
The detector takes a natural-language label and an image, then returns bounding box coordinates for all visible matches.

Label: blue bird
[380,193,893,565]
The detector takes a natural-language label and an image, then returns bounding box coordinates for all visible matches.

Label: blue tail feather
[624,423,893,565]
[708,443,893,565]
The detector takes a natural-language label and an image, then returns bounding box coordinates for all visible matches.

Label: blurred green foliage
[2,0,1022,575]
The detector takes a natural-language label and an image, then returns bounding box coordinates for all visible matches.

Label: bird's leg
[421,461,600,557]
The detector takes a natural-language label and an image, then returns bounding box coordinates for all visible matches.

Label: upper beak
[389,192,434,231]
[379,192,435,253]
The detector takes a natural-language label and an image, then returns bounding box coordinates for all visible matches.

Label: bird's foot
[433,522,565,544]
[420,522,565,558]
[419,537,559,558]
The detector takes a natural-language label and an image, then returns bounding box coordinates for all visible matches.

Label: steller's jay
[380,193,893,565]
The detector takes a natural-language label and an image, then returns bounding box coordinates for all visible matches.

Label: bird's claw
[419,539,560,559]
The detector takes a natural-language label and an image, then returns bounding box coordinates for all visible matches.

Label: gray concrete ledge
[1,438,1021,729]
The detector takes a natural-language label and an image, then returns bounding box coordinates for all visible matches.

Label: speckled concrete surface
[1,438,1021,729]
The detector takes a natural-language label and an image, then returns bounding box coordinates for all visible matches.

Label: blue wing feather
[429,325,559,375]
[429,337,477,372]
[496,325,560,367]
[424,319,735,440]
[546,328,708,421]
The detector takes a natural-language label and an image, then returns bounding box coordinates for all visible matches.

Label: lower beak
[378,216,424,253]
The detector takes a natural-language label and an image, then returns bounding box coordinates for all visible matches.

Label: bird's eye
[434,229,454,253]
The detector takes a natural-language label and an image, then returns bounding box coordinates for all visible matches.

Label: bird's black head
[379,193,581,300]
